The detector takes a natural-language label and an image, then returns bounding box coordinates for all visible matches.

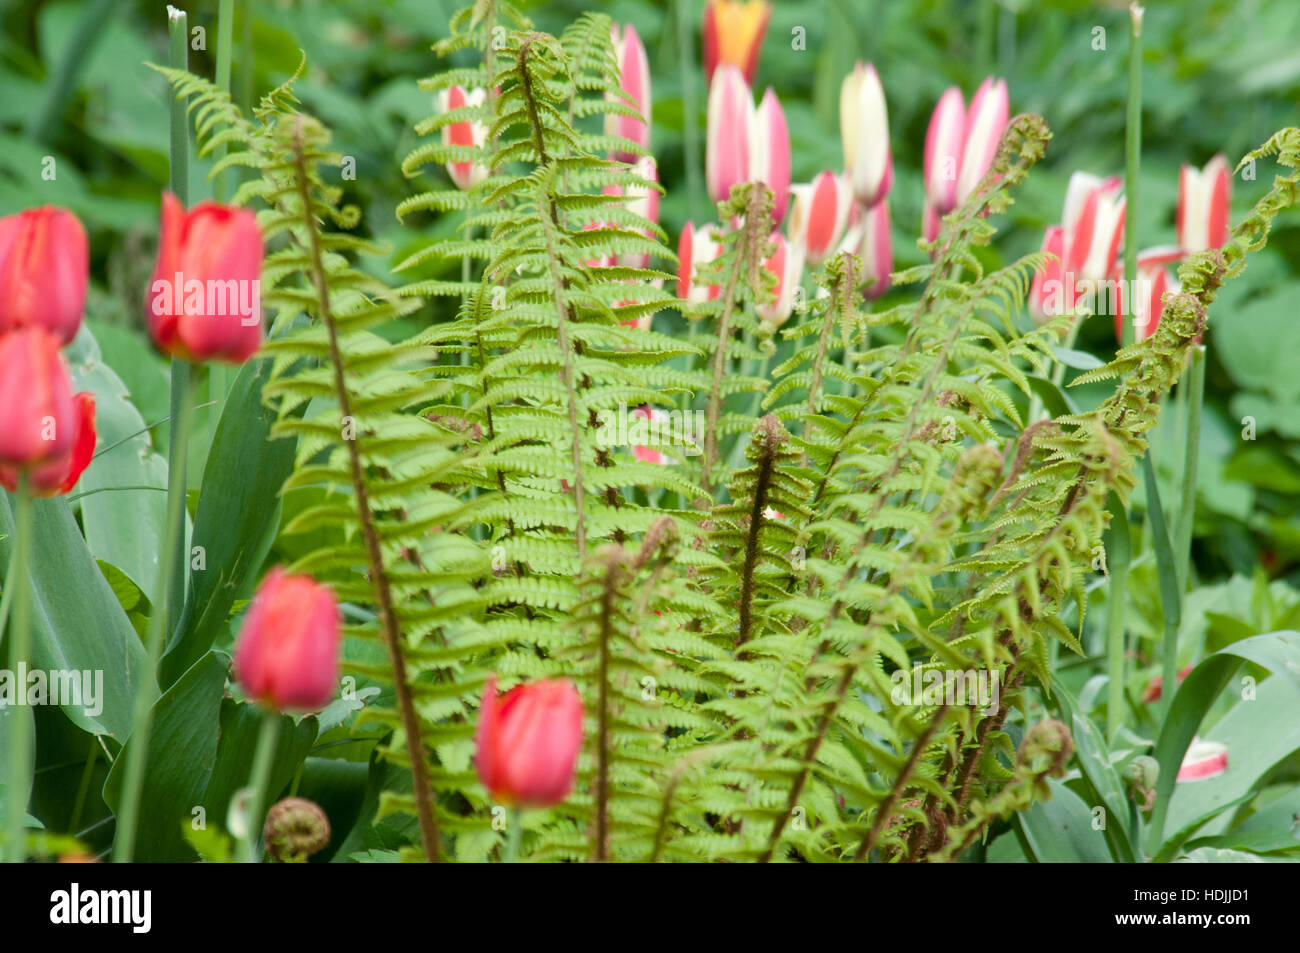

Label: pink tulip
[921,199,942,245]
[956,78,1009,206]
[475,675,584,808]
[787,171,852,267]
[438,85,489,191]
[1063,172,1126,284]
[606,24,651,163]
[233,568,341,712]
[841,200,892,300]
[706,66,753,206]
[923,87,966,215]
[839,62,891,207]
[1177,154,1230,253]
[631,405,672,465]
[754,231,804,326]
[676,222,723,304]
[615,156,661,270]
[0,206,88,345]
[1177,737,1228,782]
[1028,225,1067,322]
[749,88,791,225]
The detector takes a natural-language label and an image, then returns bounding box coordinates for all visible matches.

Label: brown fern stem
[853,703,948,862]
[291,117,440,862]
[737,415,783,649]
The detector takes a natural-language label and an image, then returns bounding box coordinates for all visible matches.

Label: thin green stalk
[505,807,523,863]
[208,0,237,451]
[1103,494,1132,740]
[1174,347,1205,593]
[0,533,20,651]
[242,711,282,863]
[111,372,197,862]
[675,0,703,224]
[1121,3,1143,348]
[1142,454,1182,722]
[4,478,33,863]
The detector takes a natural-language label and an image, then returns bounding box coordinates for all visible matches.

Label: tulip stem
[208,0,237,456]
[1122,3,1143,348]
[675,0,704,224]
[505,807,523,863]
[4,478,34,862]
[242,711,282,863]
[1174,348,1205,596]
[111,371,197,862]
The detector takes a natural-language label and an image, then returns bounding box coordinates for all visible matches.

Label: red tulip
[840,62,892,207]
[0,328,96,496]
[702,0,771,86]
[233,567,341,712]
[438,85,489,191]
[754,231,804,327]
[1063,172,1125,284]
[607,25,651,163]
[1177,154,1230,253]
[147,193,264,364]
[1111,246,1182,343]
[749,88,790,225]
[955,77,1009,206]
[923,87,966,215]
[475,675,584,808]
[706,65,753,206]
[1142,662,1194,704]
[0,206,89,345]
[676,222,723,304]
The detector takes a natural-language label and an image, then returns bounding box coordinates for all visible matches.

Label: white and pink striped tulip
[606,24,652,163]
[787,171,852,267]
[955,77,1009,206]
[754,232,804,327]
[1177,154,1230,253]
[1111,246,1182,342]
[1063,172,1126,284]
[923,87,966,215]
[438,85,489,191]
[841,200,892,300]
[617,156,661,270]
[1027,225,1066,322]
[676,222,723,304]
[1177,737,1228,782]
[839,62,892,207]
[706,65,753,206]
[749,88,791,225]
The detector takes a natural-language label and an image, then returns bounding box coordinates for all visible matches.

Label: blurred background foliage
[2,0,1299,708]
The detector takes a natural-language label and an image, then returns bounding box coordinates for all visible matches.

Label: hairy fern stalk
[157,3,1300,862]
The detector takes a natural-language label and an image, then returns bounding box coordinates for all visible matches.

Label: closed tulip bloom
[631,405,673,465]
[706,65,753,206]
[147,193,264,364]
[840,62,892,207]
[0,206,88,345]
[1028,225,1067,322]
[1111,246,1183,342]
[676,222,723,304]
[955,77,1009,206]
[234,568,341,712]
[923,87,966,215]
[787,171,852,267]
[475,675,584,807]
[607,24,651,163]
[702,0,771,85]
[1063,172,1125,284]
[438,85,489,191]
[1177,154,1230,253]
[0,328,96,496]
[842,200,892,300]
[754,232,804,327]
[749,88,791,225]
[921,198,942,245]
[614,156,662,270]
[1177,737,1228,782]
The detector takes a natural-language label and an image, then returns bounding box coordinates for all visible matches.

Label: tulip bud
[706,65,754,206]
[923,87,966,215]
[0,206,88,345]
[438,85,489,191]
[702,0,771,86]
[676,222,723,304]
[955,77,1009,206]
[1177,154,1230,253]
[475,675,584,808]
[1111,246,1183,343]
[1062,173,1125,284]
[233,567,341,713]
[147,192,264,364]
[1028,225,1067,322]
[787,171,852,267]
[1177,737,1228,782]
[841,200,892,300]
[749,88,791,225]
[839,62,892,207]
[607,25,651,163]
[632,405,673,465]
[754,231,805,327]
[0,327,72,474]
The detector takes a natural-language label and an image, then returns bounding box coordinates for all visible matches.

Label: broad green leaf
[1014,777,1114,862]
